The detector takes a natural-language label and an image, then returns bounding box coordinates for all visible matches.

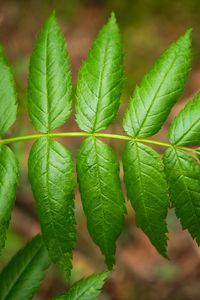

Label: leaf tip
[178,28,193,46]
[183,28,193,46]
[46,10,57,26]
[110,11,116,21]
[99,271,111,286]
[58,253,73,281]
[105,255,115,271]
[50,9,56,18]
[185,27,193,37]
[107,11,118,28]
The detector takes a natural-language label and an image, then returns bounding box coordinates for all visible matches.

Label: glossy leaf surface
[28,12,72,133]
[28,137,76,278]
[77,137,126,269]
[169,93,200,145]
[123,142,169,255]
[164,148,200,244]
[123,30,192,138]
[0,47,17,136]
[0,145,19,255]
[76,13,124,133]
[53,272,109,300]
[0,235,49,300]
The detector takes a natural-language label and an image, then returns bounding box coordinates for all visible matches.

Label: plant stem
[0,131,196,153]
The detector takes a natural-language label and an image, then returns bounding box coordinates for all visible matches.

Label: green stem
[0,131,196,154]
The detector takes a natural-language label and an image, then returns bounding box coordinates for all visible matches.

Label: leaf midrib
[45,27,50,132]
[69,277,101,299]
[91,37,110,132]
[44,139,67,264]
[2,243,42,299]
[174,149,200,229]
[93,138,109,258]
[134,142,154,236]
[173,114,200,145]
[135,51,178,137]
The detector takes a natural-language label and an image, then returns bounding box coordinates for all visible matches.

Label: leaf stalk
[0,132,196,154]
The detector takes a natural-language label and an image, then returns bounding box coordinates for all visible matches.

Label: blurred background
[0,0,200,299]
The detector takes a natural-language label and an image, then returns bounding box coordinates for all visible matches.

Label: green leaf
[75,12,124,133]
[195,148,200,159]
[123,30,192,138]
[163,148,200,244]
[0,145,19,255]
[28,137,76,278]
[0,235,50,300]
[53,272,109,300]
[0,46,17,136]
[28,12,72,133]
[123,142,169,256]
[169,92,200,145]
[77,137,126,269]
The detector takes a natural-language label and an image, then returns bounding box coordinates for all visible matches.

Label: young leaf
[163,148,200,244]
[169,92,200,145]
[28,12,72,133]
[123,30,192,138]
[0,145,19,255]
[28,137,76,278]
[123,142,169,256]
[0,46,17,136]
[77,137,126,269]
[0,235,50,300]
[75,12,124,133]
[53,272,109,300]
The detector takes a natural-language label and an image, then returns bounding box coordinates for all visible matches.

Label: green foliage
[28,137,76,278]
[195,147,200,159]
[123,142,169,256]
[53,272,109,300]
[169,92,200,145]
[123,29,192,138]
[0,235,50,300]
[0,145,19,255]
[0,46,17,137]
[77,137,126,269]
[28,12,72,133]
[75,12,124,133]
[163,148,200,244]
[0,46,19,255]
[1,9,200,299]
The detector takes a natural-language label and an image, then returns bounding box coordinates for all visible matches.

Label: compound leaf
[123,142,169,256]
[75,13,124,133]
[123,30,192,138]
[169,92,200,145]
[163,148,200,244]
[53,272,109,300]
[77,137,126,269]
[0,235,50,300]
[28,12,72,133]
[0,46,17,136]
[28,138,76,278]
[0,145,19,255]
